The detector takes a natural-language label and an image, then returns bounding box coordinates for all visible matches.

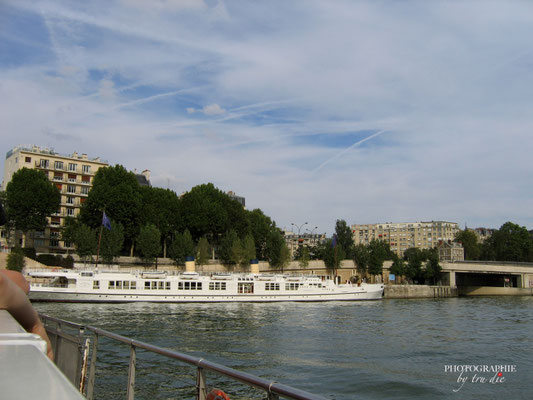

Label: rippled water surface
[35,297,533,399]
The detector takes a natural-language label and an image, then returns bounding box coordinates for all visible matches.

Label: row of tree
[3,165,290,267]
[455,222,533,262]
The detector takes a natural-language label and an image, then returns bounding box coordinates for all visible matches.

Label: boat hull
[29,286,383,303]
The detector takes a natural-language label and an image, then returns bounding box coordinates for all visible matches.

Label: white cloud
[202,103,225,115]
[2,1,533,233]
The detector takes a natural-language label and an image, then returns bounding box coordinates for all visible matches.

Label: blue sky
[1,0,533,234]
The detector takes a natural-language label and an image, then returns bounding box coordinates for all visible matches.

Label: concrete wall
[384,284,457,299]
[458,286,533,296]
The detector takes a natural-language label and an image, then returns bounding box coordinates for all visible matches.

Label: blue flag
[102,211,112,231]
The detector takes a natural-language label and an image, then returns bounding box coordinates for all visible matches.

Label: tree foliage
[196,236,210,266]
[137,224,161,265]
[480,222,533,262]
[298,246,310,268]
[100,221,125,265]
[455,230,481,260]
[73,224,97,264]
[335,219,354,258]
[5,168,60,234]
[168,229,195,266]
[242,234,256,267]
[139,186,180,257]
[219,230,240,265]
[323,239,345,271]
[178,183,249,244]
[247,209,278,260]
[7,247,26,272]
[80,165,142,254]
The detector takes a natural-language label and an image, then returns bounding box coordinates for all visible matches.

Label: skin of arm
[0,270,54,360]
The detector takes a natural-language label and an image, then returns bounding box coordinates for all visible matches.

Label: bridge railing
[40,314,326,400]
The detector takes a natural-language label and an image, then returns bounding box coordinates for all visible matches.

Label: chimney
[185,256,195,272]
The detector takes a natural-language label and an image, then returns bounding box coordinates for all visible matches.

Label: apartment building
[2,145,109,253]
[284,231,326,259]
[351,221,460,257]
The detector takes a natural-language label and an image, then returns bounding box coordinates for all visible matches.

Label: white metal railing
[40,314,326,400]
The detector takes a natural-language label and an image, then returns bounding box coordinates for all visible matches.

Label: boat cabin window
[285,283,301,291]
[178,281,202,290]
[93,280,100,289]
[238,282,254,294]
[265,283,280,291]
[144,280,171,290]
[209,282,227,291]
[81,272,93,277]
[108,280,136,289]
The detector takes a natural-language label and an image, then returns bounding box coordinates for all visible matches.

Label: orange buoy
[206,388,231,400]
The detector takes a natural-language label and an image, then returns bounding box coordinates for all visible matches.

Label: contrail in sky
[312,129,388,173]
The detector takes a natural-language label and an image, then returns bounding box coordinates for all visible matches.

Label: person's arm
[0,271,54,360]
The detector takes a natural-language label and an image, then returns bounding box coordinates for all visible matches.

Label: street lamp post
[291,222,308,258]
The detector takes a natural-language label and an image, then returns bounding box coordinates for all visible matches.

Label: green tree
[100,221,125,265]
[196,236,210,266]
[265,229,289,269]
[425,250,442,285]
[7,247,26,272]
[230,237,244,267]
[455,230,481,260]
[5,168,60,246]
[137,224,161,265]
[299,246,310,268]
[247,209,278,260]
[367,239,391,276]
[168,229,195,266]
[80,165,142,256]
[389,254,405,281]
[324,239,345,273]
[242,234,256,267]
[480,222,533,262]
[178,183,249,246]
[353,244,369,274]
[73,224,97,265]
[139,186,180,258]
[335,219,354,258]
[403,247,424,283]
[219,230,239,265]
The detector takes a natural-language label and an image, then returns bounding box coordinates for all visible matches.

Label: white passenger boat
[28,270,383,303]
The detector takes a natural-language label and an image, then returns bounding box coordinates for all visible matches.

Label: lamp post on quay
[291,222,308,259]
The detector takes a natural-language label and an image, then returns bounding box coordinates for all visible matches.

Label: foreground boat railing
[40,314,326,400]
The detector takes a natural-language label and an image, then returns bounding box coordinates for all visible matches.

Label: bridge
[440,261,533,295]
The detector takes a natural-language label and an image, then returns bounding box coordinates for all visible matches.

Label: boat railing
[40,314,326,400]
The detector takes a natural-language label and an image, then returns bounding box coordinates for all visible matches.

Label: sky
[1,0,533,235]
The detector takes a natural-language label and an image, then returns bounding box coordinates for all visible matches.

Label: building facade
[284,231,326,259]
[351,221,460,257]
[2,145,109,253]
[437,240,465,262]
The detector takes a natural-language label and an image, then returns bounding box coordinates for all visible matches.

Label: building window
[66,196,75,204]
[68,163,77,172]
[40,159,49,168]
[81,187,89,195]
[25,156,31,163]
[82,165,91,173]
[81,175,91,184]
[67,185,76,194]
[54,161,64,170]
[68,174,76,183]
[50,239,60,247]
[66,208,75,216]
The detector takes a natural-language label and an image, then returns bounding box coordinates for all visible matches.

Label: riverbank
[384,284,533,298]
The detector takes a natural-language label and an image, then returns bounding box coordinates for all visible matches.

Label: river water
[35,297,533,399]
